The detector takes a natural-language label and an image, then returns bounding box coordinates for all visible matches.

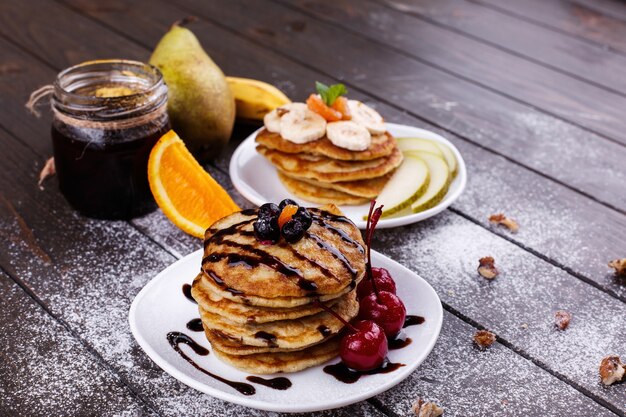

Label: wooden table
[1,0,625,415]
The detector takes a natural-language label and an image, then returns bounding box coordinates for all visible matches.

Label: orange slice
[148,130,240,238]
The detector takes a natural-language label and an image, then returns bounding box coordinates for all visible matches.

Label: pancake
[257,144,403,183]
[279,170,391,199]
[199,290,358,350]
[192,272,341,324]
[212,337,340,374]
[201,208,366,299]
[278,172,369,205]
[255,128,396,161]
[194,269,360,308]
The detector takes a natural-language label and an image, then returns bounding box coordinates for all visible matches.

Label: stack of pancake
[256,129,403,205]
[191,205,366,374]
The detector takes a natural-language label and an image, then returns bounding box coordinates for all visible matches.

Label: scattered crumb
[478,256,498,279]
[608,258,626,276]
[412,399,444,417]
[554,310,572,331]
[599,355,625,386]
[520,323,529,330]
[473,330,496,350]
[38,157,55,190]
[501,399,509,406]
[488,213,519,233]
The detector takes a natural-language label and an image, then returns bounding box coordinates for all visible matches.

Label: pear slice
[396,137,444,157]
[434,142,458,178]
[407,151,451,213]
[365,154,430,219]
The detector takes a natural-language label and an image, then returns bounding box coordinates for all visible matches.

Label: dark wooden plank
[373,0,626,95]
[159,0,626,214]
[0,271,154,417]
[474,0,626,54]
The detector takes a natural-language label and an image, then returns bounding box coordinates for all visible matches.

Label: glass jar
[51,60,169,219]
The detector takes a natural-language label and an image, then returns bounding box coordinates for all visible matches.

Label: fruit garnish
[331,96,352,120]
[315,81,348,106]
[358,290,407,338]
[254,199,312,244]
[277,204,299,229]
[314,301,388,371]
[147,130,240,238]
[254,203,281,244]
[307,94,342,122]
[356,267,396,299]
[357,200,406,338]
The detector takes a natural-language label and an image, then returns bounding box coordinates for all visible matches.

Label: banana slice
[280,107,327,144]
[326,121,371,151]
[347,100,386,135]
[263,103,307,133]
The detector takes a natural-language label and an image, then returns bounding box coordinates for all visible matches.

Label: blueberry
[254,217,280,243]
[258,203,280,220]
[293,206,312,229]
[279,199,298,210]
[282,219,305,243]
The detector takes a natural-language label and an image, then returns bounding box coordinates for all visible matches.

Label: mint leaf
[315,81,348,106]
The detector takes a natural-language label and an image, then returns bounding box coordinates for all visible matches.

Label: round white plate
[129,249,443,413]
[229,122,467,229]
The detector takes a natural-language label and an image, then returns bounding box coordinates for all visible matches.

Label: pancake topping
[254,199,313,244]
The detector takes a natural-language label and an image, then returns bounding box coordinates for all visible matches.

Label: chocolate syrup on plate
[182,284,196,304]
[388,332,412,350]
[403,315,425,328]
[167,332,255,395]
[186,318,203,332]
[323,360,404,384]
[246,375,292,390]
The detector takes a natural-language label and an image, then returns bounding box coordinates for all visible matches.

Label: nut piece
[478,256,498,280]
[599,356,626,386]
[489,213,519,233]
[473,330,496,349]
[412,399,444,417]
[608,258,626,276]
[554,310,572,331]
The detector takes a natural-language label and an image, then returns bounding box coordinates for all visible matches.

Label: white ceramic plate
[229,123,467,229]
[129,249,443,413]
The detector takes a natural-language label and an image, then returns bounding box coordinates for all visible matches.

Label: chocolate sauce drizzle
[388,332,412,350]
[201,208,363,296]
[403,315,425,328]
[182,284,196,304]
[206,270,244,295]
[323,360,405,384]
[167,332,255,395]
[254,331,278,348]
[246,375,292,390]
[186,318,203,332]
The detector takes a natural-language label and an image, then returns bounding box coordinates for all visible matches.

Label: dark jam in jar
[51,60,169,220]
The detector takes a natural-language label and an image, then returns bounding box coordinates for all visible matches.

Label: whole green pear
[150,23,235,160]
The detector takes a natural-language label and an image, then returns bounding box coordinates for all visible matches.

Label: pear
[150,22,235,160]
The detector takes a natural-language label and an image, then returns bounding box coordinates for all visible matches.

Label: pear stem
[171,16,198,30]
[314,300,358,333]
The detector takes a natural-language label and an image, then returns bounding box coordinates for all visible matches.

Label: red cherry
[357,267,397,299]
[358,291,407,338]
[339,320,388,371]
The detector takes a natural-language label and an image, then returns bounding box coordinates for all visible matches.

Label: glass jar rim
[52,59,167,122]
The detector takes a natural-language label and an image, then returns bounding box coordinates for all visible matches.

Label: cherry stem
[365,200,376,283]
[365,200,384,301]
[314,300,358,333]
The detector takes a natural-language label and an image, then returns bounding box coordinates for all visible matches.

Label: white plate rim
[129,249,443,413]
[229,122,467,229]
